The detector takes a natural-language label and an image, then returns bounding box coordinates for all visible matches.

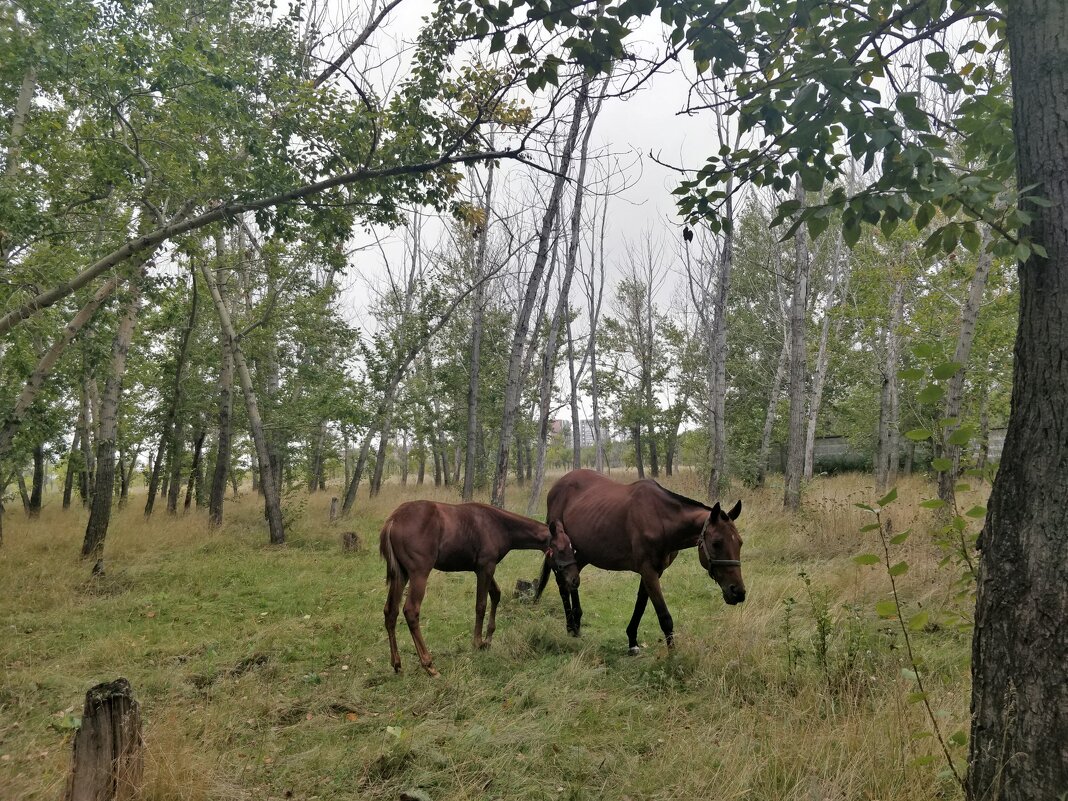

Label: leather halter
[546,547,578,570]
[697,513,742,568]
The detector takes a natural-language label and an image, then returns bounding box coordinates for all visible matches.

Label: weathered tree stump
[329,497,339,523]
[63,678,143,801]
[340,531,359,552]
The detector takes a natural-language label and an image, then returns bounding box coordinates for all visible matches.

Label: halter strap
[697,514,742,568]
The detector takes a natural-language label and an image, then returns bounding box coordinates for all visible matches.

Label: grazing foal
[380,501,580,676]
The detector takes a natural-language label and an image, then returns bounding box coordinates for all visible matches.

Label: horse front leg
[639,567,674,648]
[555,573,577,636]
[625,581,649,655]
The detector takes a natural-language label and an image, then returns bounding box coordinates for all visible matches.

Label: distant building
[579,420,597,447]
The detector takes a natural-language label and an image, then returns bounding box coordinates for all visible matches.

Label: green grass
[0,472,975,800]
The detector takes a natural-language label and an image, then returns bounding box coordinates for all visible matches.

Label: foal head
[697,500,745,605]
[547,521,580,592]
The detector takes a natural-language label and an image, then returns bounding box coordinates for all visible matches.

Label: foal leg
[639,567,675,648]
[625,581,649,655]
[403,573,439,677]
[485,578,502,645]
[384,574,408,672]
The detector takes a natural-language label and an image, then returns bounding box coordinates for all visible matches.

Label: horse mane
[652,482,713,512]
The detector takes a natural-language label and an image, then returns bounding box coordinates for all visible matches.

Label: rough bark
[82,276,143,563]
[491,87,586,507]
[184,431,205,511]
[969,4,1068,798]
[198,263,285,545]
[28,442,44,517]
[62,678,142,801]
[784,182,810,511]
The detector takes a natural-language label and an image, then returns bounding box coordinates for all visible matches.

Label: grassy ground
[0,471,977,801]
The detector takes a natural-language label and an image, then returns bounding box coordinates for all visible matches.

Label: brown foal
[379,500,580,676]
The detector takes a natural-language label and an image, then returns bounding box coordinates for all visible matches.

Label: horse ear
[728,500,742,520]
[710,502,722,520]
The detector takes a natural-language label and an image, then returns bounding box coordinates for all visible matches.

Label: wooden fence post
[63,678,143,801]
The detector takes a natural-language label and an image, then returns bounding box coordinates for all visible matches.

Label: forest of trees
[2,0,1065,798]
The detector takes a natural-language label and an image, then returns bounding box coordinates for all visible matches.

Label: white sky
[328,0,716,332]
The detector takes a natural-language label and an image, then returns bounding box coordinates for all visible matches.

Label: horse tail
[379,517,402,584]
[533,550,552,603]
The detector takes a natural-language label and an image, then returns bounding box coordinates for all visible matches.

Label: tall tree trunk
[567,317,583,470]
[82,275,143,564]
[784,182,810,511]
[708,193,735,496]
[63,429,79,510]
[875,279,904,493]
[1,63,36,264]
[969,4,1068,797]
[632,425,645,479]
[184,431,205,511]
[208,335,233,526]
[804,234,848,480]
[491,87,586,508]
[165,429,185,514]
[146,274,198,516]
[16,469,31,514]
[937,231,994,509]
[28,442,44,517]
[463,158,495,501]
[79,376,95,506]
[198,263,285,545]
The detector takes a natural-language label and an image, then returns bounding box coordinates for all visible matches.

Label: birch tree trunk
[198,263,285,545]
[63,430,79,510]
[208,336,234,527]
[875,279,904,493]
[784,182,810,511]
[491,86,586,508]
[463,158,495,500]
[82,274,144,564]
[804,233,848,480]
[937,230,994,509]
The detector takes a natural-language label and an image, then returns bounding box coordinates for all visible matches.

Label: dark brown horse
[534,469,744,653]
[380,500,580,676]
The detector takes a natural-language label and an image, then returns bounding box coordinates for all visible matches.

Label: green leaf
[901,667,919,682]
[932,361,963,380]
[876,599,899,618]
[920,498,948,509]
[889,529,912,545]
[918,384,945,404]
[905,429,933,441]
[877,487,898,507]
[898,367,924,381]
[888,560,909,577]
[908,610,929,630]
[859,523,881,532]
[932,457,953,472]
[949,730,968,747]
[965,505,987,518]
[854,553,881,565]
[947,426,975,446]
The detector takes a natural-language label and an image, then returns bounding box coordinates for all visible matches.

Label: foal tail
[379,517,403,583]
[532,555,552,603]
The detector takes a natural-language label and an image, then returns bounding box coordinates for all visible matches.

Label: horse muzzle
[722,584,746,605]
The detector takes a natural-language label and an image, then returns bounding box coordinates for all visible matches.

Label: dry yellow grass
[0,470,978,800]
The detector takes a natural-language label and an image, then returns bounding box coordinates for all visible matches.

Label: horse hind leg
[403,573,439,677]
[384,573,407,672]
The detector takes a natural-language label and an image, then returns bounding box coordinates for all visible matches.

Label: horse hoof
[424,666,440,678]
[477,641,491,650]
[628,646,641,656]
[393,664,402,673]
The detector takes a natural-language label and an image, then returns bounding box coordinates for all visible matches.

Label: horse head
[547,521,581,592]
[697,500,745,605]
